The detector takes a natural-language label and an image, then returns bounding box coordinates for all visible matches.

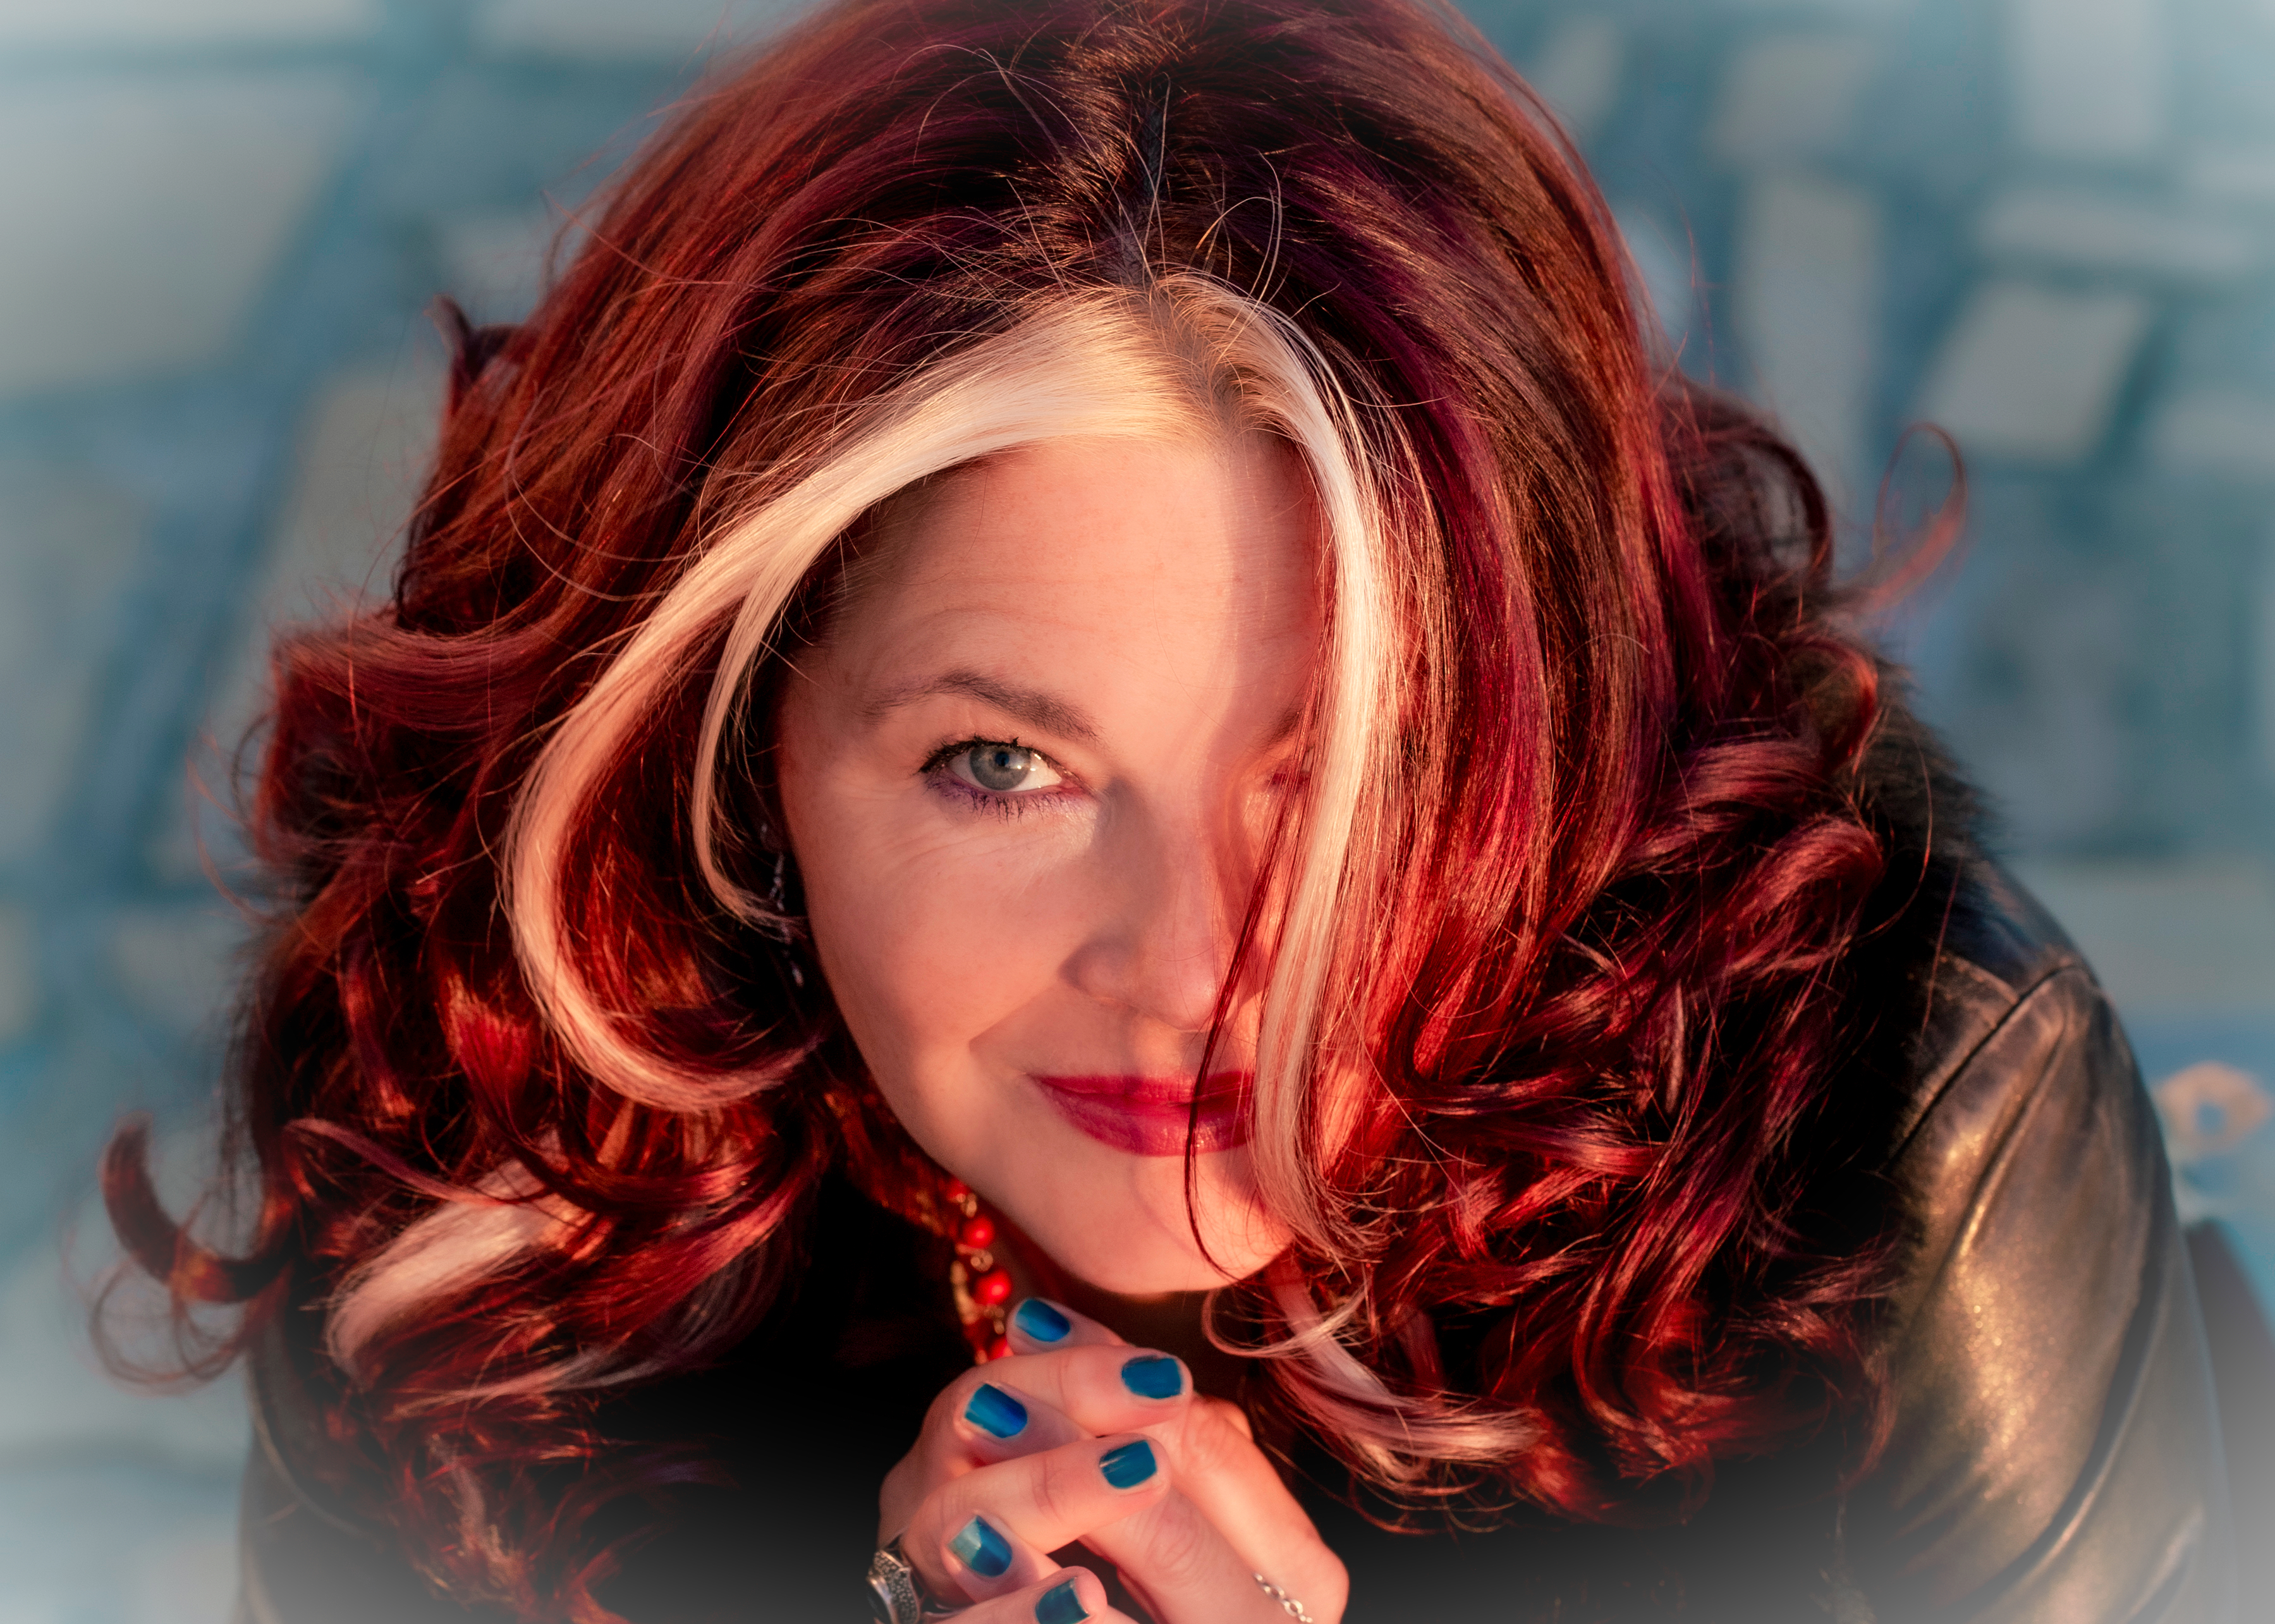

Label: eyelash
[918,736,1077,819]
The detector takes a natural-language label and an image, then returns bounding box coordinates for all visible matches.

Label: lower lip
[1030,1075,1250,1157]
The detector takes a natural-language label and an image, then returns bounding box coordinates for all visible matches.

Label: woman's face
[775,431,1319,1295]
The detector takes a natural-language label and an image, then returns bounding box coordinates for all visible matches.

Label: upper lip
[1030,1073,1251,1111]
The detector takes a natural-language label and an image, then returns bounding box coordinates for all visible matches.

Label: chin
[1040,1232,1240,1297]
[898,1092,1290,1294]
[1006,1158,1288,1297]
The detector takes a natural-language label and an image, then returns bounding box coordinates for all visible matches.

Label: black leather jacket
[236,859,2238,1624]
[1850,867,2232,1620]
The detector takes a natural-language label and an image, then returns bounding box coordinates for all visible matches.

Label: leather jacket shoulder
[1846,862,2237,1623]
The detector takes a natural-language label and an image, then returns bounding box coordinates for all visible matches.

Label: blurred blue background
[0,0,2268,1617]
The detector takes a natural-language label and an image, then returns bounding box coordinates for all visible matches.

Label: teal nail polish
[949,1515,1013,1580]
[1120,1353,1183,1400]
[965,1383,1028,1439]
[1035,1576,1090,1623]
[1098,1438,1156,1489]
[1013,1298,1072,1343]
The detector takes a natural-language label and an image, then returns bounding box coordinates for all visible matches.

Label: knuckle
[1073,1343,1128,1395]
[1283,1519,1346,1592]
[1030,1446,1090,1527]
[1176,1402,1248,1478]
[1131,1495,1217,1590]
[1200,1394,1255,1440]
[1290,1541,1349,1616]
[1312,1554,1351,1613]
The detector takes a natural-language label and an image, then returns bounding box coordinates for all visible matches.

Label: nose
[1062,805,1248,1035]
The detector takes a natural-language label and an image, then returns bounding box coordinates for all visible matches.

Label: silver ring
[1253,1571,1315,1623]
[866,1535,967,1622]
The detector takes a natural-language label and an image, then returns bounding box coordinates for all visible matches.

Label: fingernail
[1012,1298,1071,1342]
[1098,1438,1156,1489]
[1119,1353,1183,1400]
[1035,1575,1090,1623]
[964,1383,1028,1439]
[949,1514,1013,1580]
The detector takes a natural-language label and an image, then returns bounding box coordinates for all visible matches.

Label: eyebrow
[862,670,1102,742]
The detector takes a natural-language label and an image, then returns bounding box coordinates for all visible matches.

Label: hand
[879,1299,1348,1624]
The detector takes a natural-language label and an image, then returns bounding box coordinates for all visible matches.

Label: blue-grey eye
[953,742,1061,795]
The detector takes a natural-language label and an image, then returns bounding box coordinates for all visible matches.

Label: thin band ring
[1253,1571,1315,1623]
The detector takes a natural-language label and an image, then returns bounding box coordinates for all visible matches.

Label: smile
[1029,1073,1252,1157]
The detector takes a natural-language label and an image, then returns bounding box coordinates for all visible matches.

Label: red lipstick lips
[1030,1073,1251,1157]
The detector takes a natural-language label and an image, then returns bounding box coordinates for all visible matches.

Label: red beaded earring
[942,1179,1014,1363]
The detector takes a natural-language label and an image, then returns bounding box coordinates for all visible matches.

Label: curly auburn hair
[99,0,1964,1614]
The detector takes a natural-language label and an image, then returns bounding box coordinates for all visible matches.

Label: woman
[100,0,2233,1619]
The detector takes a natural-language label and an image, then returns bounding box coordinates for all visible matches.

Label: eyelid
[922,735,1076,798]
[920,733,1052,772]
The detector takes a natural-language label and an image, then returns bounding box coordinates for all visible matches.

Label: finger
[934,1507,1056,1603]
[1144,1394,1334,1599]
[1216,1395,1255,1441]
[958,1566,1134,1624]
[957,1374,1311,1601]
[903,1433,1172,1600]
[933,1343,1196,1455]
[896,1367,1097,1501]
[953,1376,1093,1460]
[1006,1297,1126,1353]
[918,1348,1328,1612]
[886,1348,1193,1537]
[1082,1486,1349,1624]
[942,1348,1302,1574]
[882,1374,1088,1536]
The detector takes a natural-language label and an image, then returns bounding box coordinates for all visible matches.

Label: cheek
[810,846,1027,1074]
[777,734,1086,1096]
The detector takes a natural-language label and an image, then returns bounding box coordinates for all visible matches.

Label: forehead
[841,432,1322,644]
